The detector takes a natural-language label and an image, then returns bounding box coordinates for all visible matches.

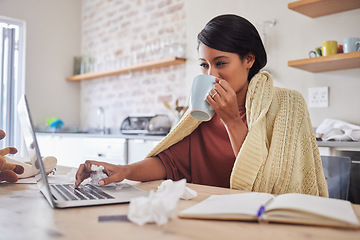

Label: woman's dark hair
[197,14,267,81]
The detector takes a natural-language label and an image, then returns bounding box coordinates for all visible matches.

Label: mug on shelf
[321,40,338,56]
[309,47,322,58]
[337,44,343,53]
[343,38,360,53]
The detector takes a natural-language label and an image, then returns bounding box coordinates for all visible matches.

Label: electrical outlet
[308,87,329,108]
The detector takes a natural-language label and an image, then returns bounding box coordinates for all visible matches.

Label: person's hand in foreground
[74,160,129,188]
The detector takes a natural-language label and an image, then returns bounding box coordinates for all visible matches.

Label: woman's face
[198,43,254,96]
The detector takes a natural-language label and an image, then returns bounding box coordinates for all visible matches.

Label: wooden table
[1,175,360,240]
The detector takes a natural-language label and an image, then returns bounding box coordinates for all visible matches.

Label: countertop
[36,132,360,147]
[35,132,165,141]
[317,140,360,148]
[36,132,360,146]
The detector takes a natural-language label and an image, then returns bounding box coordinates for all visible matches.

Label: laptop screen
[17,95,55,207]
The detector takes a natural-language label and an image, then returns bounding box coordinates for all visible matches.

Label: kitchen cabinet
[287,1,360,73]
[36,134,85,168]
[127,139,160,164]
[66,57,186,82]
[83,137,126,165]
[36,134,126,167]
[36,133,163,167]
[288,0,360,18]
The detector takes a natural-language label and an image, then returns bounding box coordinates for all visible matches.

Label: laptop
[17,95,148,208]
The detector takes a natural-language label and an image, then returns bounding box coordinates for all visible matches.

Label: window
[0,16,25,150]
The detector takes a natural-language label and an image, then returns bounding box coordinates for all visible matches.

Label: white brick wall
[80,0,187,129]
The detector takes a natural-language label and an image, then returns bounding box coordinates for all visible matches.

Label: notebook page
[266,193,359,226]
[181,192,274,216]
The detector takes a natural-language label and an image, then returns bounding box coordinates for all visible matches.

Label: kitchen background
[1,0,360,204]
[1,0,359,131]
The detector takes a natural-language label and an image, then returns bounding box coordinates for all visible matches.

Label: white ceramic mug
[189,74,216,121]
[343,37,360,53]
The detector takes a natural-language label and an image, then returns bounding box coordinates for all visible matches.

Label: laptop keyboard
[51,184,114,201]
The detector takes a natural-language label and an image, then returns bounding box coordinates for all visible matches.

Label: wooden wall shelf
[288,0,360,18]
[66,57,186,81]
[288,51,360,73]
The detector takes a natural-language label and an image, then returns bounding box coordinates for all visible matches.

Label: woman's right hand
[74,160,130,188]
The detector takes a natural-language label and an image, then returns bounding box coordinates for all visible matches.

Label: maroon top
[157,107,247,188]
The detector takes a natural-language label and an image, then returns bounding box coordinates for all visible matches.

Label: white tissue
[158,179,198,200]
[316,118,360,141]
[89,164,116,187]
[181,185,198,200]
[90,165,106,185]
[127,179,197,226]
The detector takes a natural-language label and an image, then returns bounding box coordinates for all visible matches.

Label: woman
[75,14,328,197]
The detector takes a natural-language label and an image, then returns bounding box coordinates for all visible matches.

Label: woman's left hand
[206,78,240,125]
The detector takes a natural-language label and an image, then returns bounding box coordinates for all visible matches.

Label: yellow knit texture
[147,72,329,197]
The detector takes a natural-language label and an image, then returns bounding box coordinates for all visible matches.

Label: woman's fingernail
[99,180,104,186]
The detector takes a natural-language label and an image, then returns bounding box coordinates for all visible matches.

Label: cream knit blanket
[147,72,328,197]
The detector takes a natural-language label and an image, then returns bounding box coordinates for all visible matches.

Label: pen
[257,198,274,221]
[257,205,266,217]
